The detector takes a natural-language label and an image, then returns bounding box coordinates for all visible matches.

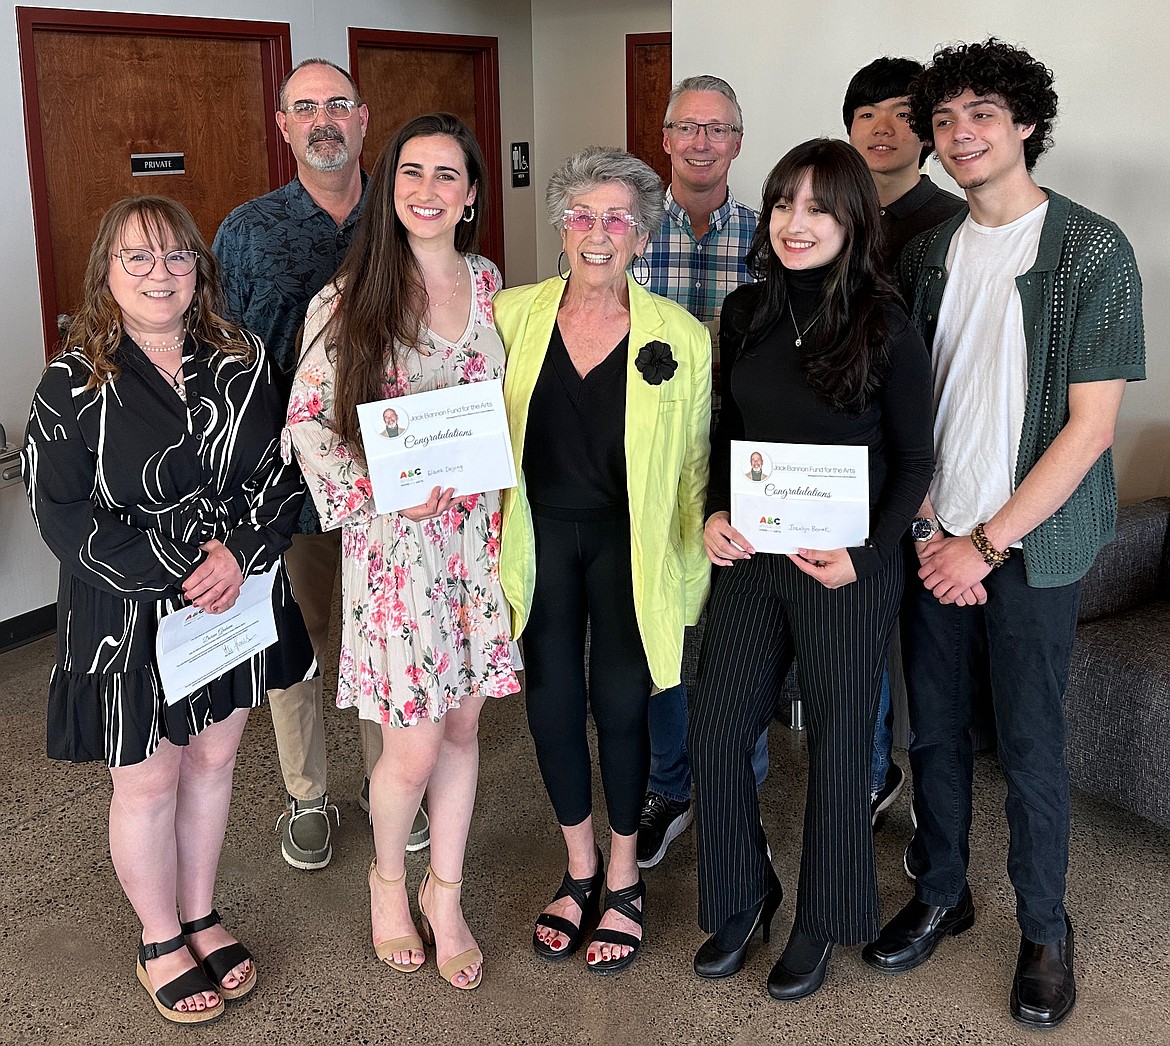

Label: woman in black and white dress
[24,196,312,1024]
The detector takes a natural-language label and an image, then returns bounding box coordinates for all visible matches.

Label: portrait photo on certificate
[730,440,869,554]
[357,378,517,514]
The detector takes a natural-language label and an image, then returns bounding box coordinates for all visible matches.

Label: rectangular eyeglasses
[561,209,640,234]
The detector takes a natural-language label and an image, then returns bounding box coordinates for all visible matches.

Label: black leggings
[523,513,652,836]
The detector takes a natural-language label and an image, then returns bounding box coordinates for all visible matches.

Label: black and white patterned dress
[23,334,314,767]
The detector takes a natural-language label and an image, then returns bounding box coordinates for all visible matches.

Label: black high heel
[694,869,784,979]
[767,929,833,1001]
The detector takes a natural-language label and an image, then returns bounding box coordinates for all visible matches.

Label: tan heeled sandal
[417,867,483,990]
[369,861,425,973]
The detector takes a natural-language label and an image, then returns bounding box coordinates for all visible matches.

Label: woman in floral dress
[287,114,520,991]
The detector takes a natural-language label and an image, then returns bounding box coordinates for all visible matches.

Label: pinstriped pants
[690,548,902,944]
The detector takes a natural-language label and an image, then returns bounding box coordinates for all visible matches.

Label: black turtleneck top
[707,264,934,579]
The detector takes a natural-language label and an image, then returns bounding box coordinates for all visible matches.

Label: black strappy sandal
[180,909,257,1001]
[136,933,224,1024]
[587,877,646,976]
[532,849,604,962]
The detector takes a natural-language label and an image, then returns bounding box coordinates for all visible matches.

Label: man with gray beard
[215,58,428,871]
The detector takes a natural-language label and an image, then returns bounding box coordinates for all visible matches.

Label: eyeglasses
[561,209,640,235]
[113,249,199,277]
[283,99,360,123]
[663,121,742,143]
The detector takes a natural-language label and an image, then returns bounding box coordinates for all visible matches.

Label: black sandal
[532,849,604,962]
[136,933,224,1024]
[180,909,257,1001]
[587,877,646,975]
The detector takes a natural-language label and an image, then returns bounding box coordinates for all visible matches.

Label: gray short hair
[664,74,744,128]
[545,146,665,241]
[279,58,362,110]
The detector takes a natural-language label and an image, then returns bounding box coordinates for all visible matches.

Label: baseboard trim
[0,604,55,655]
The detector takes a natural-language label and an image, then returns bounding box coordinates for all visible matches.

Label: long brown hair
[64,195,251,388]
[745,139,896,413]
[321,113,486,462]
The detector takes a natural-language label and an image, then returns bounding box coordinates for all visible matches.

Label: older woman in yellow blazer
[496,146,710,975]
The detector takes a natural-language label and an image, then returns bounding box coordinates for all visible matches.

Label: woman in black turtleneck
[688,139,934,1000]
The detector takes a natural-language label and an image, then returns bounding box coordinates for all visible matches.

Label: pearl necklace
[129,328,186,354]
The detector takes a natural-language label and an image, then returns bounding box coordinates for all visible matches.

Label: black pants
[904,555,1080,943]
[690,549,902,944]
[523,514,652,836]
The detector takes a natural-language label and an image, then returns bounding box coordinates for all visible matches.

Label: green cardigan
[494,275,712,688]
[898,191,1146,587]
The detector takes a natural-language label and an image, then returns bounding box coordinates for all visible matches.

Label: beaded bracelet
[970,522,1010,568]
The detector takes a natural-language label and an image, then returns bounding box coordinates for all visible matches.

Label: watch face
[910,518,936,541]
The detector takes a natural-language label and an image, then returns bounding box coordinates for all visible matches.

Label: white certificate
[731,440,869,554]
[358,378,517,514]
[155,562,279,705]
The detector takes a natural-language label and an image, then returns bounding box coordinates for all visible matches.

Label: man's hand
[918,535,993,604]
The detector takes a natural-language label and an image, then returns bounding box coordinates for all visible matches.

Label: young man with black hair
[843,57,966,830]
[861,39,1145,1030]
[844,56,965,269]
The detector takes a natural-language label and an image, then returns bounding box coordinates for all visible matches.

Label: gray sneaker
[276,794,339,870]
[359,777,430,851]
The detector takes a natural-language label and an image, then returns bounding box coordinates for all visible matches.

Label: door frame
[348,28,504,276]
[625,31,672,161]
[17,7,292,357]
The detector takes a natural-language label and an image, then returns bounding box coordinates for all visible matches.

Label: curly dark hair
[910,38,1058,171]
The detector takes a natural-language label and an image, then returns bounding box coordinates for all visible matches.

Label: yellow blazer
[495,275,712,689]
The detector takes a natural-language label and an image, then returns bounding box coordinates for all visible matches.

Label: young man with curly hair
[861,39,1146,1029]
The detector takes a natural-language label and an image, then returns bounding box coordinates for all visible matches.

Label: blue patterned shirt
[213,175,367,533]
[213,176,367,394]
[643,186,759,320]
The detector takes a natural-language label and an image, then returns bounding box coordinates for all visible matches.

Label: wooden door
[18,8,290,357]
[350,29,504,276]
[626,33,672,188]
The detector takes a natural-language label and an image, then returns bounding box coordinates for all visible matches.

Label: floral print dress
[286,254,521,727]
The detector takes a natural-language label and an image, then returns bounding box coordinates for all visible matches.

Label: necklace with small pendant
[150,359,186,401]
[787,299,824,348]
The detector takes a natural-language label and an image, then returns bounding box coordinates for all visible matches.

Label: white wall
[672,0,1169,505]
[530,0,671,279]
[2,0,536,622]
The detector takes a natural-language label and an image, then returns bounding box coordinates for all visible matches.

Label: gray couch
[1064,497,1170,829]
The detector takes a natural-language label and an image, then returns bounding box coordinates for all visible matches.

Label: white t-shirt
[930,201,1048,541]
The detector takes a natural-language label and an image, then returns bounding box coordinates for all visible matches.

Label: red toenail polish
[553,940,562,949]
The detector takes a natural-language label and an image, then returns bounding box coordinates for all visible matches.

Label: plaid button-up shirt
[644,186,759,320]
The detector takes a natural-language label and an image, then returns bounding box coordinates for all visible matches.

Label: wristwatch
[910,516,940,542]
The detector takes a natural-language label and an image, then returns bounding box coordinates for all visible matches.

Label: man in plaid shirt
[644,75,758,323]
[638,75,764,873]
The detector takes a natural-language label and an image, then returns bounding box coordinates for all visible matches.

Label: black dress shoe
[1010,916,1076,1028]
[861,883,975,973]
[694,873,783,980]
[766,930,832,1001]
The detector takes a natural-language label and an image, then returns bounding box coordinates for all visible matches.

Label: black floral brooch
[634,340,677,385]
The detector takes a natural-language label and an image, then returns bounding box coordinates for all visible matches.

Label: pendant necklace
[150,359,186,401]
[786,299,823,348]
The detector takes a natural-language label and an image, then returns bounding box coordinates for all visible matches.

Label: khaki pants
[269,530,384,800]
